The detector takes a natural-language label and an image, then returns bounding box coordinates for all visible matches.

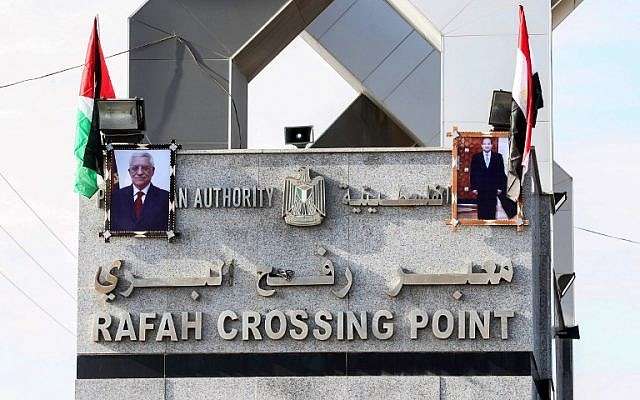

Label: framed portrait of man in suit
[102,142,180,241]
[450,131,526,227]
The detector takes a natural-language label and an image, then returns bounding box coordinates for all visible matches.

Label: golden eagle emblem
[282,167,326,226]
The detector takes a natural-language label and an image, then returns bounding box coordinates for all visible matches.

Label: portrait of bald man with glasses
[110,151,170,231]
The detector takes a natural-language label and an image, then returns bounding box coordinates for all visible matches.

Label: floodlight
[285,126,314,149]
[488,90,512,131]
[97,98,146,143]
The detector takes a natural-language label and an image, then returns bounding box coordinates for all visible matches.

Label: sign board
[79,149,536,355]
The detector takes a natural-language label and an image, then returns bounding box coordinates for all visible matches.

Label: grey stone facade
[77,149,550,399]
[77,376,533,400]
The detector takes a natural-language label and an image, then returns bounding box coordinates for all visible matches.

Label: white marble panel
[383,52,442,146]
[553,162,573,195]
[536,160,553,194]
[319,0,413,79]
[408,0,470,31]
[306,0,358,39]
[441,0,550,37]
[553,210,574,269]
[442,34,550,123]
[532,121,552,163]
[365,30,436,100]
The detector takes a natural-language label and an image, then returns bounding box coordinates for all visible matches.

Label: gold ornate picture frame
[450,131,527,229]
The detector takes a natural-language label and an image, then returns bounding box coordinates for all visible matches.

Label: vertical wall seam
[228,59,233,149]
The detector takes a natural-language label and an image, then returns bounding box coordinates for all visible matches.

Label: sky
[0,1,638,399]
[552,1,640,397]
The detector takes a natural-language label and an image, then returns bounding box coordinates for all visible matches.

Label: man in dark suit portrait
[470,138,507,220]
[110,151,169,231]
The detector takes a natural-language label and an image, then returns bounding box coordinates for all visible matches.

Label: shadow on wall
[313,95,418,148]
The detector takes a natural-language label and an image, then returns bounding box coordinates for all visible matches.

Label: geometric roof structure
[304,0,442,146]
[313,94,419,148]
[552,0,584,29]
[129,0,557,192]
[129,0,441,148]
[130,0,333,148]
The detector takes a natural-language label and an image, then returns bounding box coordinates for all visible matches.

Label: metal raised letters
[282,167,326,226]
[387,261,513,297]
[342,185,449,213]
[177,186,275,209]
[95,260,122,300]
[256,246,352,298]
[95,259,230,301]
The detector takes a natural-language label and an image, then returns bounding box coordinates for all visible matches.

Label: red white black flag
[506,5,543,206]
[74,17,115,198]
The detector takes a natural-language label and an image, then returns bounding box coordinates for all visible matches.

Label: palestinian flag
[73,17,115,198]
[506,5,543,207]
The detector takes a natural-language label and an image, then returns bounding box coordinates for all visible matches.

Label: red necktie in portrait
[134,191,144,221]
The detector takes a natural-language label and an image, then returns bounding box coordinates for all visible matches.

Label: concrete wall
[78,149,537,355]
[76,149,548,399]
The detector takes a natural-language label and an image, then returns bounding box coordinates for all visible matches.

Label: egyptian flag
[73,17,115,198]
[505,5,543,212]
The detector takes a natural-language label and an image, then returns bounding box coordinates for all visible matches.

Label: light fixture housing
[488,90,512,131]
[285,126,314,149]
[97,98,146,143]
